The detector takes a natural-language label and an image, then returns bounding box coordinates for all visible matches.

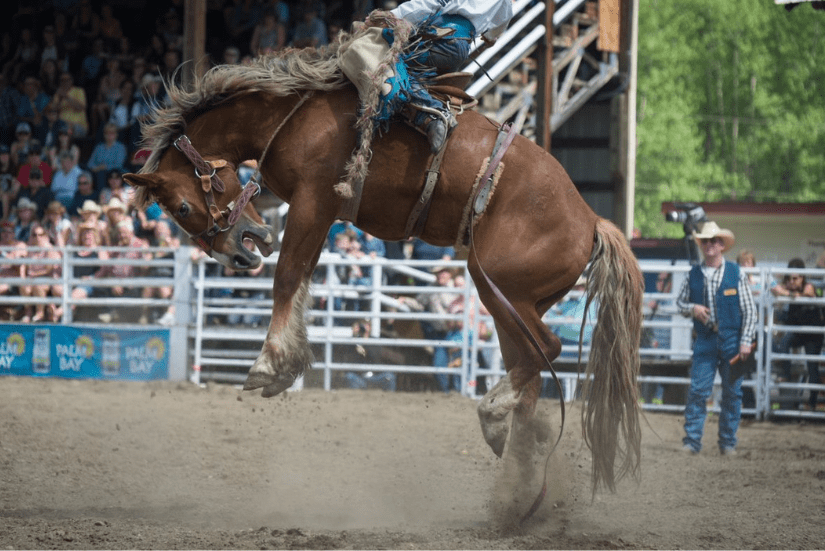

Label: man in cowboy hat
[675,220,757,456]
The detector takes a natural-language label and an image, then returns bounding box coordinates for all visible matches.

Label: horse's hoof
[260,375,294,398]
[243,372,274,391]
[477,375,522,457]
[478,413,509,458]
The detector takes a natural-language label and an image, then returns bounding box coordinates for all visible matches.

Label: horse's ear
[123,173,155,188]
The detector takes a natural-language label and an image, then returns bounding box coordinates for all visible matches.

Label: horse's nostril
[233,255,249,268]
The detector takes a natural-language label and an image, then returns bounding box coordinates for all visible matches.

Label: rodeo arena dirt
[0,376,823,550]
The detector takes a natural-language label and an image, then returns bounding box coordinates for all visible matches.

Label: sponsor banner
[0,325,169,381]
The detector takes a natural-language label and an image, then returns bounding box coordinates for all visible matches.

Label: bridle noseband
[173,134,260,254]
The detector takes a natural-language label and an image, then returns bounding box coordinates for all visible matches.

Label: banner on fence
[0,325,169,381]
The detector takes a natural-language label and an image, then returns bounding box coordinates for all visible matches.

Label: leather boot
[423,111,457,154]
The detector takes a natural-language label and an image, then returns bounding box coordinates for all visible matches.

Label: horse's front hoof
[260,375,295,398]
[243,371,274,391]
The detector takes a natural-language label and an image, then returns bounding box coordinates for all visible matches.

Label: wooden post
[182,0,207,89]
[535,0,554,151]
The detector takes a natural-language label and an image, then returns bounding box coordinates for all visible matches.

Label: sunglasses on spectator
[699,237,723,245]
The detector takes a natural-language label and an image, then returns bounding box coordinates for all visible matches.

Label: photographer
[675,221,757,456]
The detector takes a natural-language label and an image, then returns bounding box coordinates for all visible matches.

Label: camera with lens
[664,202,707,234]
[664,202,708,264]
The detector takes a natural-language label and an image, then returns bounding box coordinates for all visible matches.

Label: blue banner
[0,325,169,381]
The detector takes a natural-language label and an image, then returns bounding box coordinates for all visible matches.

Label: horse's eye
[177,202,191,218]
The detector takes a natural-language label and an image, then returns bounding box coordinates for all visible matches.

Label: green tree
[635,0,824,237]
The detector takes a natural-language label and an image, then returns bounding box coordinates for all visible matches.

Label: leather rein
[172,91,313,255]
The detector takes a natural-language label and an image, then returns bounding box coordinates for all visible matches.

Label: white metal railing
[2,246,823,419]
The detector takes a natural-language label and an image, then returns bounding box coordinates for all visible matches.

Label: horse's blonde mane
[140,47,349,173]
[133,44,351,206]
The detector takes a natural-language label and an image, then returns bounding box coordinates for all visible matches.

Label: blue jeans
[683,335,743,452]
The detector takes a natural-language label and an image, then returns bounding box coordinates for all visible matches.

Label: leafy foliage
[635,0,825,237]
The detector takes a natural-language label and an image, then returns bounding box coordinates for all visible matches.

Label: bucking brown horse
[124,47,643,506]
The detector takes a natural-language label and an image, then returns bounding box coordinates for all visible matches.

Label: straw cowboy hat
[16,197,36,211]
[77,199,102,216]
[692,221,735,253]
[104,197,127,214]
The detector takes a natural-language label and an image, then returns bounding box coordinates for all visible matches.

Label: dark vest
[688,262,742,358]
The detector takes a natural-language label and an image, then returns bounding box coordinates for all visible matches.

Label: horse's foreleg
[244,211,329,397]
[245,278,313,397]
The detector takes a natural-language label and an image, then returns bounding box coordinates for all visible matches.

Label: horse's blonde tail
[581,217,643,495]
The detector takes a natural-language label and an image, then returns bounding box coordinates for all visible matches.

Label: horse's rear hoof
[481,420,508,458]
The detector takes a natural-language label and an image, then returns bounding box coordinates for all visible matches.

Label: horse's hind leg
[470,253,567,457]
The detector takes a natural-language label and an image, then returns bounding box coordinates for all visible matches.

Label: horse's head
[124,137,276,270]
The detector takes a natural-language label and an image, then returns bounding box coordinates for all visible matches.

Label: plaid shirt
[676,260,758,348]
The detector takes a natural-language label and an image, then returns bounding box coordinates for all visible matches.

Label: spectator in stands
[52,71,89,138]
[0,220,26,320]
[10,122,36,168]
[771,258,824,410]
[142,33,167,74]
[37,105,62,150]
[92,57,127,135]
[73,197,107,242]
[676,221,757,455]
[19,167,54,219]
[99,168,130,206]
[47,121,81,170]
[4,27,39,84]
[79,38,106,94]
[397,266,459,393]
[99,5,124,53]
[0,73,21,146]
[225,0,263,54]
[0,144,18,219]
[17,75,51,132]
[102,197,129,246]
[142,219,180,326]
[291,2,328,49]
[72,0,102,55]
[344,319,397,391]
[38,59,61,100]
[42,200,72,247]
[409,238,454,262]
[222,236,266,327]
[88,123,128,190]
[67,175,98,224]
[70,222,106,308]
[20,223,63,322]
[160,49,183,86]
[642,271,674,405]
[96,219,152,323]
[39,26,65,72]
[50,151,82,209]
[250,8,286,56]
[129,56,149,88]
[11,196,38,243]
[130,75,162,149]
[17,141,53,190]
[108,79,136,145]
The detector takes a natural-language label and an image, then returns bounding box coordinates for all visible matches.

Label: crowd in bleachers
[0,0,390,323]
